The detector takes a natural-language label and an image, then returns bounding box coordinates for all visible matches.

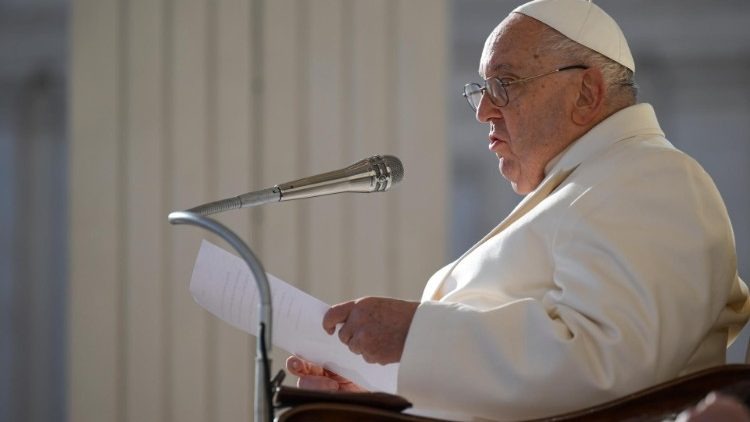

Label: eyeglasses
[462,64,589,111]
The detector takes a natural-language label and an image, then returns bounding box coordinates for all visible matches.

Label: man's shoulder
[578,133,707,185]
[553,134,720,218]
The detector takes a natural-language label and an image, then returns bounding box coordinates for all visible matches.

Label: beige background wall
[69,1,447,421]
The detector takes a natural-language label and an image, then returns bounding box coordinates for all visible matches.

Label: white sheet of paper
[189,239,399,393]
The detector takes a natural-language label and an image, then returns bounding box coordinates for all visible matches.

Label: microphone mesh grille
[383,155,404,184]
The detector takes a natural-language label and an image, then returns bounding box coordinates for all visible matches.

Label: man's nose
[475,93,502,123]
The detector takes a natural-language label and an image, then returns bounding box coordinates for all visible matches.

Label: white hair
[537,26,638,106]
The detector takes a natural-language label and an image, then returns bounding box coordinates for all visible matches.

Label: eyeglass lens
[463,80,508,111]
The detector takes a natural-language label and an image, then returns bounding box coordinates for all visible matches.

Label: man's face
[477,15,578,194]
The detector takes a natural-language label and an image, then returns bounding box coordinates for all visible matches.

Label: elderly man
[287,0,750,420]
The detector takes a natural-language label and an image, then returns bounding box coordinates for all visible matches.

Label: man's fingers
[286,356,324,377]
[285,355,367,393]
[347,330,365,356]
[338,323,354,345]
[285,356,306,377]
[323,301,356,334]
[297,375,339,391]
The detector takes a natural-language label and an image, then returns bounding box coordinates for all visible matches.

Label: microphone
[186,155,404,216]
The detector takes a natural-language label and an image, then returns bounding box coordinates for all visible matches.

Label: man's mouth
[489,136,505,153]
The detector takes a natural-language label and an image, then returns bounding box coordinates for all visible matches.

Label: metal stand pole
[168,211,273,422]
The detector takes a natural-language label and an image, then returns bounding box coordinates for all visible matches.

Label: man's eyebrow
[480,62,514,77]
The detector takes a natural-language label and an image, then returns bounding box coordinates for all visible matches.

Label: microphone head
[382,155,404,185]
[364,155,404,192]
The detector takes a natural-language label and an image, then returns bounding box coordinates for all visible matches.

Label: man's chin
[499,161,538,195]
[502,173,531,195]
[510,182,530,195]
[498,160,525,195]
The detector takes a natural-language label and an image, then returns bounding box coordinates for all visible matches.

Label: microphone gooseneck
[186,187,280,216]
[185,154,403,217]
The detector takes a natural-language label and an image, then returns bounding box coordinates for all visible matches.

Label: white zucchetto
[512,0,635,72]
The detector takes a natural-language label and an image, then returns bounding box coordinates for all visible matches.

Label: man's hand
[679,392,750,422]
[323,297,419,365]
[286,356,366,392]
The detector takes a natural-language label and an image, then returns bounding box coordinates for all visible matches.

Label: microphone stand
[167,155,402,421]
[167,211,274,422]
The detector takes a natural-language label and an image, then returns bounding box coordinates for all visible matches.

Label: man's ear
[571,68,605,125]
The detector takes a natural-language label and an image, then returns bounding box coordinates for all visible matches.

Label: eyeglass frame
[462,64,589,111]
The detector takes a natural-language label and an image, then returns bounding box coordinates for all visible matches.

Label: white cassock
[396,103,750,421]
